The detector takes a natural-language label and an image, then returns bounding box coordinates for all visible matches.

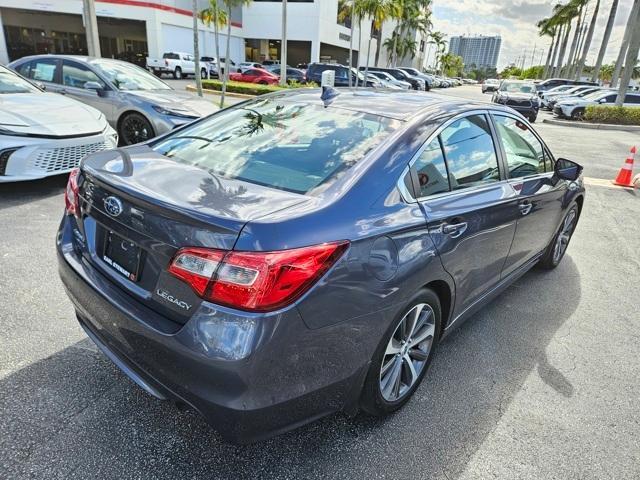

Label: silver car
[9,55,218,145]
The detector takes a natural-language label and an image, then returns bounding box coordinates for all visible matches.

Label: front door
[60,60,114,122]
[414,113,519,317]
[491,114,567,277]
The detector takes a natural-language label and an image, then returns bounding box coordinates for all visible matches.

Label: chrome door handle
[442,222,468,238]
[519,201,533,215]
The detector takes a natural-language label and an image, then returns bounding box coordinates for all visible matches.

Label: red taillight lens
[168,241,349,312]
[64,168,80,216]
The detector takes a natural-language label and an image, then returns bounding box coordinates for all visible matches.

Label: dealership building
[0,0,422,69]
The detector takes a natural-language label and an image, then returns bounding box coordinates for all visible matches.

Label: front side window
[62,61,105,88]
[413,138,449,197]
[494,115,550,177]
[0,67,40,94]
[440,114,500,190]
[151,97,400,195]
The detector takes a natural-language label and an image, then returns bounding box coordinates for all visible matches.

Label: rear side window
[440,114,500,190]
[152,97,400,195]
[494,115,550,177]
[413,138,449,197]
[163,53,179,60]
[625,94,640,104]
[29,59,58,83]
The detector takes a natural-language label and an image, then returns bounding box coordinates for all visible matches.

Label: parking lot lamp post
[615,2,640,105]
[280,0,287,87]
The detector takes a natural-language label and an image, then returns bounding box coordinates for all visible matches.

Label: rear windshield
[151,96,399,195]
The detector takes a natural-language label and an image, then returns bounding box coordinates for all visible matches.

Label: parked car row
[146,52,235,79]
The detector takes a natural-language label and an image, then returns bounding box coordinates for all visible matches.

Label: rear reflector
[64,168,80,216]
[168,241,349,312]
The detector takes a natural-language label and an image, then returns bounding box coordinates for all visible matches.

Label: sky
[429,0,635,71]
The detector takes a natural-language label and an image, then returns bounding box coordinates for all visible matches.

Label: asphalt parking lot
[1,85,638,480]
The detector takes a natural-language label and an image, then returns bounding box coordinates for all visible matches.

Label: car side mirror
[554,158,583,181]
[599,98,607,104]
[36,81,46,91]
[84,81,102,91]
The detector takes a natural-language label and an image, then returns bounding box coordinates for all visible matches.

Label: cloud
[430,0,635,70]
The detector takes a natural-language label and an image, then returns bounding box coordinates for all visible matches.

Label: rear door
[491,113,566,277]
[24,57,61,92]
[413,112,520,317]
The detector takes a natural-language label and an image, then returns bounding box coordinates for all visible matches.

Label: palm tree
[192,0,203,97]
[200,1,228,103]
[591,0,618,82]
[552,3,575,77]
[562,0,585,78]
[615,0,640,103]
[200,0,229,83]
[220,0,251,107]
[429,31,446,75]
[575,0,600,80]
[362,0,390,85]
[537,17,556,79]
[612,0,640,87]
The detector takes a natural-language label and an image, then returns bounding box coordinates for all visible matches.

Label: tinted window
[163,53,180,59]
[413,138,449,197]
[626,94,640,104]
[151,98,400,195]
[494,115,551,177]
[440,114,500,189]
[29,59,58,83]
[62,61,104,88]
[15,61,31,77]
[603,94,617,103]
[244,69,259,76]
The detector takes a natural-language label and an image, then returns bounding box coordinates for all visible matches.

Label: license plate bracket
[103,231,141,282]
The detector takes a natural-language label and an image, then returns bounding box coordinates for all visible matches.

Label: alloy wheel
[379,303,436,402]
[121,115,152,145]
[553,209,576,264]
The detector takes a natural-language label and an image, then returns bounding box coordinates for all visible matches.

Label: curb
[186,85,256,99]
[542,118,640,132]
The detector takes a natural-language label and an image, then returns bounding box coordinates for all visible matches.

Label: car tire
[118,112,155,146]
[538,204,579,270]
[258,80,268,85]
[173,67,183,80]
[571,108,585,120]
[529,114,537,123]
[201,68,207,79]
[360,288,442,416]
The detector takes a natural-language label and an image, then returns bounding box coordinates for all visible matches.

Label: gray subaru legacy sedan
[57,88,585,443]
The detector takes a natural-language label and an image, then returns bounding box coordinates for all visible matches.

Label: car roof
[9,54,128,66]
[262,88,508,121]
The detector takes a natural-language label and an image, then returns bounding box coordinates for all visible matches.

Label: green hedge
[584,105,640,126]
[201,79,316,96]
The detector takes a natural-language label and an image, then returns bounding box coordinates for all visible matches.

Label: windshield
[0,68,39,94]
[500,82,535,94]
[151,96,399,195]
[583,91,610,101]
[91,60,171,91]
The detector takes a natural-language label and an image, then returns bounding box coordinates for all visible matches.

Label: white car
[554,90,640,119]
[0,66,117,182]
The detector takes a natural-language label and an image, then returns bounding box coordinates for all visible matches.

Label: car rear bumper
[505,104,538,117]
[56,217,369,443]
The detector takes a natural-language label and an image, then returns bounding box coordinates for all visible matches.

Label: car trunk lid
[76,145,308,323]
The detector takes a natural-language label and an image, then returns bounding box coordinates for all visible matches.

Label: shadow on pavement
[0,175,68,211]
[0,257,581,479]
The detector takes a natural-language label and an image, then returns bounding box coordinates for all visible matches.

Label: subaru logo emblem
[103,196,123,217]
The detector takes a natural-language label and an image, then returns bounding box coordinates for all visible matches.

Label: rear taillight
[64,168,80,216]
[168,241,349,312]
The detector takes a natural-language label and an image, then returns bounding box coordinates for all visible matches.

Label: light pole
[280,0,288,86]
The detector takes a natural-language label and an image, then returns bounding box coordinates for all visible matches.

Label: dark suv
[362,66,425,90]
[536,78,598,94]
[305,63,375,87]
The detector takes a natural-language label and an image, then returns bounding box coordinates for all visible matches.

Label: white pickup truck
[147,52,198,79]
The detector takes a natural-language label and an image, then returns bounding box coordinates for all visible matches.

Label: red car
[229,68,279,85]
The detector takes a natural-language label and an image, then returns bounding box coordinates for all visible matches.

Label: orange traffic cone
[613,146,636,187]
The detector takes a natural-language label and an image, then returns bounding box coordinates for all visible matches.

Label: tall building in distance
[448,35,501,71]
